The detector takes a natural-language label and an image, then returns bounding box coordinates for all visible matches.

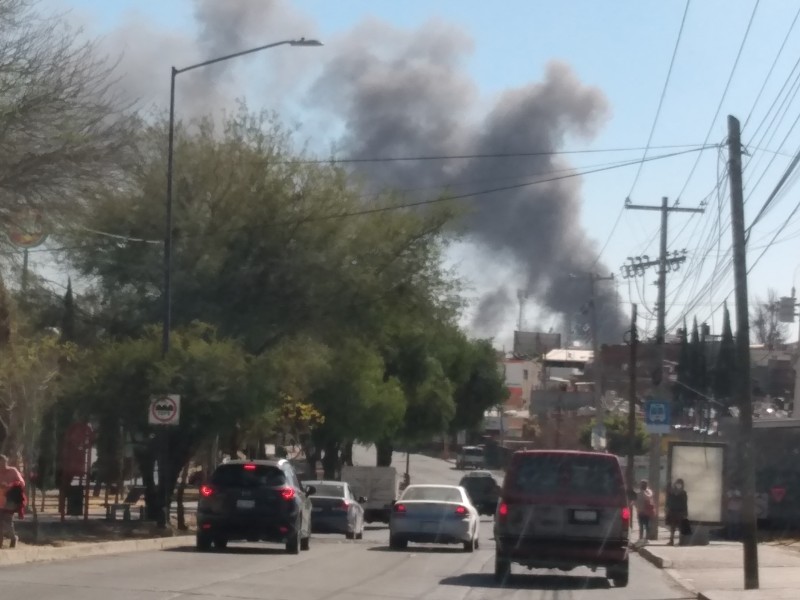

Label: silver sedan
[388,484,480,552]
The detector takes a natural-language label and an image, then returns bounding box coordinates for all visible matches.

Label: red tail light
[243,464,257,471]
[280,487,295,501]
[333,501,350,512]
[393,503,406,513]
[454,505,468,516]
[199,484,214,498]
[498,501,509,521]
[621,506,631,526]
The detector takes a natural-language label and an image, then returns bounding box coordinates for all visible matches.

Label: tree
[62,323,263,524]
[689,318,708,397]
[713,303,736,406]
[60,107,459,354]
[60,278,76,343]
[0,0,136,233]
[579,413,649,456]
[751,289,788,350]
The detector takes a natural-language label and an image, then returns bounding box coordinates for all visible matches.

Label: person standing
[0,454,25,548]
[666,478,689,545]
[635,479,655,543]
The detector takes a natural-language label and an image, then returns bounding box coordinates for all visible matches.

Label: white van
[456,446,486,469]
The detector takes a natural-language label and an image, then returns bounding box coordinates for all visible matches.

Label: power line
[675,0,761,201]
[626,0,692,198]
[304,147,712,221]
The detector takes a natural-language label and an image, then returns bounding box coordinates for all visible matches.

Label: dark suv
[197,459,316,554]
[458,470,500,515]
[493,450,630,586]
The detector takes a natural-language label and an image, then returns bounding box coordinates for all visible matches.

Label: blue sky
[35,0,800,347]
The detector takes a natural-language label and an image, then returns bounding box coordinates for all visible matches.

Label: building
[513,330,562,358]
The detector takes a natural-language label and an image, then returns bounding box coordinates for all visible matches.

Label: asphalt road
[0,448,693,600]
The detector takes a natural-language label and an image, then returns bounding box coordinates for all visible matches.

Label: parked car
[305,480,367,539]
[493,450,630,587]
[456,446,485,469]
[458,470,500,515]
[196,459,316,554]
[389,484,480,552]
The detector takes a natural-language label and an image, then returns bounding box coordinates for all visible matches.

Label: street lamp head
[290,38,324,47]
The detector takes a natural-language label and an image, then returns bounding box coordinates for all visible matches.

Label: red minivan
[493,450,630,586]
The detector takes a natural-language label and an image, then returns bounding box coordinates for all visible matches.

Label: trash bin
[66,485,84,516]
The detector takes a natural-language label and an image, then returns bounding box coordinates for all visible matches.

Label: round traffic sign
[150,396,178,424]
[5,208,48,248]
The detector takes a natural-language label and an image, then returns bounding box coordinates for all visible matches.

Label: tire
[300,535,310,551]
[356,531,363,540]
[286,531,300,555]
[494,555,511,582]
[608,559,629,588]
[389,534,407,550]
[345,531,355,540]
[196,533,212,552]
[463,537,475,553]
[213,537,228,550]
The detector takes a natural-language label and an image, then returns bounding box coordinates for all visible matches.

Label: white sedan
[388,484,480,552]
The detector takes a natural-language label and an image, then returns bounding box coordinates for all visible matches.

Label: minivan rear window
[211,464,287,488]
[509,454,622,497]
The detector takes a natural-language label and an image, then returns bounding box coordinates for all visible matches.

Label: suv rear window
[211,464,287,488]
[509,454,622,497]
[463,448,484,457]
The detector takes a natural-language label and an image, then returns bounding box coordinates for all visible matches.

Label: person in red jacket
[0,454,25,548]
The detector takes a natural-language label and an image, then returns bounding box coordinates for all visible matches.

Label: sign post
[149,395,180,528]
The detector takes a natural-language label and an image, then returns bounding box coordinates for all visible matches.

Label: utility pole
[589,273,615,414]
[727,114,759,590]
[625,196,703,539]
[626,304,638,493]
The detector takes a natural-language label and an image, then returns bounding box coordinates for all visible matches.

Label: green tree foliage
[579,413,649,456]
[713,304,736,406]
[62,323,261,521]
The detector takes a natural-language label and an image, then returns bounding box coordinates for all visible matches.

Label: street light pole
[161,38,323,358]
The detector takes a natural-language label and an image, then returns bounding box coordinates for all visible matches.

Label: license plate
[573,510,598,523]
[236,499,255,510]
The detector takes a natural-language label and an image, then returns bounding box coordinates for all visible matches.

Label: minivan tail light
[199,484,214,498]
[280,487,295,501]
[621,506,631,526]
[498,501,509,522]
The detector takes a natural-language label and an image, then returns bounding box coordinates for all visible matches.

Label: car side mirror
[305,485,316,496]
[358,496,367,504]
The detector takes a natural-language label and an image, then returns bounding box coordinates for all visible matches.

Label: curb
[636,545,673,569]
[0,535,196,567]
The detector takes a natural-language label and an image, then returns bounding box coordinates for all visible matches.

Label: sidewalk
[637,527,800,600]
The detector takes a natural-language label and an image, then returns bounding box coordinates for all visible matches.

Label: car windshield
[210,464,287,488]
[402,486,462,502]
[510,455,621,497]
[310,483,345,497]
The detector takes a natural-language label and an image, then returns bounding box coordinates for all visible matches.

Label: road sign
[148,394,181,426]
[5,208,48,248]
[591,423,607,451]
[644,397,670,434]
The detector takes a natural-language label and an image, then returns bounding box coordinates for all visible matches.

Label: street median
[0,535,196,567]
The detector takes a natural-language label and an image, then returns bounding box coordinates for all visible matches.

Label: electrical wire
[626,0,692,199]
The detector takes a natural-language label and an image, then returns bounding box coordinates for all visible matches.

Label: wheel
[345,531,355,540]
[608,559,629,587]
[475,537,480,550]
[213,537,228,550]
[196,533,212,552]
[389,534,407,550]
[286,530,300,555]
[463,537,476,552]
[494,555,510,582]
[300,535,310,551]
[356,529,363,540]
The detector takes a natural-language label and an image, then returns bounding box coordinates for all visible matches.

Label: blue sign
[644,397,671,434]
